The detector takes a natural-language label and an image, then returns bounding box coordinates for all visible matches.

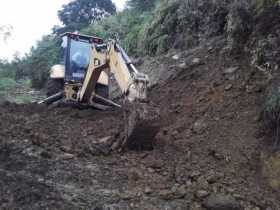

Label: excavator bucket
[124,103,160,150]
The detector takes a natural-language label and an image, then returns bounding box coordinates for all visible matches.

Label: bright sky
[0,0,126,60]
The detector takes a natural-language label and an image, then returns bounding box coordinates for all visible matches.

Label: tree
[126,0,157,12]
[25,35,61,88]
[0,25,13,43]
[57,0,116,33]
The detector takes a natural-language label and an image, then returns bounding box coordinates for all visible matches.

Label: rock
[159,189,173,200]
[110,140,121,151]
[208,149,224,161]
[129,168,141,181]
[226,187,235,193]
[197,96,206,103]
[197,176,209,189]
[132,57,144,66]
[40,151,52,159]
[144,186,153,195]
[254,84,263,93]
[223,67,238,81]
[147,167,155,173]
[192,58,201,65]
[186,180,193,187]
[225,74,237,81]
[162,128,169,135]
[224,67,239,74]
[171,130,180,139]
[191,202,204,210]
[120,190,137,200]
[212,80,223,87]
[232,194,243,200]
[162,171,168,176]
[173,185,187,198]
[171,103,182,111]
[178,62,187,69]
[225,84,233,91]
[206,171,224,184]
[172,54,180,60]
[186,150,192,160]
[28,90,36,94]
[145,157,164,169]
[61,153,75,160]
[196,190,209,199]
[190,171,201,179]
[203,194,240,210]
[98,136,114,144]
[246,85,253,93]
[193,119,207,134]
[60,145,72,153]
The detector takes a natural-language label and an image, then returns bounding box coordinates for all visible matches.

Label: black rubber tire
[46,79,64,97]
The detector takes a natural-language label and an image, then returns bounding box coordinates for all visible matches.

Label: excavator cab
[62,33,103,83]
[48,33,109,98]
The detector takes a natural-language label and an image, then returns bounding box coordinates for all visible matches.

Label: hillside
[0,0,280,210]
[0,39,280,210]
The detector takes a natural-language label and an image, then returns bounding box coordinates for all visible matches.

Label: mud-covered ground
[0,38,280,210]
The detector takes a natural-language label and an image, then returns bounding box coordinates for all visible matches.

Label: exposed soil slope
[0,38,279,210]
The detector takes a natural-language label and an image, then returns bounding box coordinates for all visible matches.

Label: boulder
[203,194,241,210]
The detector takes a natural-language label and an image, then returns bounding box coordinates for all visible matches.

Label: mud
[0,38,280,210]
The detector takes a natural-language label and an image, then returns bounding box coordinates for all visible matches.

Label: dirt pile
[0,35,280,210]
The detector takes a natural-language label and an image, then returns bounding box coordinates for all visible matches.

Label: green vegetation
[0,76,34,104]
[0,77,16,91]
[12,94,33,104]
[263,86,280,147]
[126,0,157,12]
[56,0,116,33]
[252,0,279,14]
[0,0,159,89]
[81,9,155,55]
[0,0,278,90]
[24,35,61,88]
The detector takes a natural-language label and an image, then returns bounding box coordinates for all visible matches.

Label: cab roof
[62,32,104,44]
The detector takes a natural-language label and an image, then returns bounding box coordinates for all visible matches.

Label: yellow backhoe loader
[39,33,160,150]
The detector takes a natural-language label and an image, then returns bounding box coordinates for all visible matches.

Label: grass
[13,94,33,104]
[18,78,32,87]
[0,77,17,91]
[0,78,34,104]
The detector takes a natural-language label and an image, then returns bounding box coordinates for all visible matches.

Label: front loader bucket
[124,103,160,150]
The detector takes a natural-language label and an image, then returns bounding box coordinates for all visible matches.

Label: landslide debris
[1,36,280,209]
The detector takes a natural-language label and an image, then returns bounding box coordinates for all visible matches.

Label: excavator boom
[78,40,148,104]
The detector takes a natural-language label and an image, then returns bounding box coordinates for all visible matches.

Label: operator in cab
[71,51,89,73]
